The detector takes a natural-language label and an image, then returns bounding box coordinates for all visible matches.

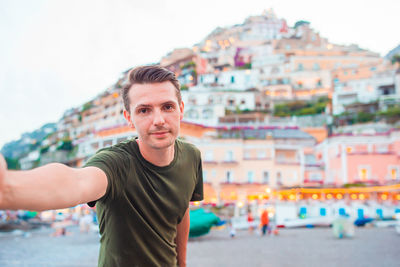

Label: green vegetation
[391,54,400,65]
[334,106,400,126]
[181,85,189,91]
[57,139,74,151]
[5,157,20,170]
[273,97,329,117]
[294,20,310,28]
[40,145,50,154]
[181,61,196,70]
[343,183,367,188]
[81,102,93,112]
[238,63,252,70]
[378,106,400,123]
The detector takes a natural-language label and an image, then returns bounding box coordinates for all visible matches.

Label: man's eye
[164,105,174,110]
[138,108,148,114]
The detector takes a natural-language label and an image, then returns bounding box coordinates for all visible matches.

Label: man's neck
[136,139,175,167]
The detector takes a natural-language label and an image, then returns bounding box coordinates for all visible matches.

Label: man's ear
[123,110,134,128]
[179,101,185,121]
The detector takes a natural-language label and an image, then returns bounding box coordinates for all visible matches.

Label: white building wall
[333,73,396,115]
[198,69,260,90]
[182,89,257,125]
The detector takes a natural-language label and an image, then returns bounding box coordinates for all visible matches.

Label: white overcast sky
[0,0,399,148]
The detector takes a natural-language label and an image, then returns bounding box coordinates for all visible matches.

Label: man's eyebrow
[134,104,152,109]
[134,101,176,109]
[162,101,177,105]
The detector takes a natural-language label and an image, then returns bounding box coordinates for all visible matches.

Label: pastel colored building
[317,129,400,185]
[188,127,318,203]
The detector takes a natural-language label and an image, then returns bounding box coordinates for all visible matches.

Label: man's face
[123,81,184,151]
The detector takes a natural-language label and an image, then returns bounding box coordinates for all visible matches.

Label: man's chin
[149,139,175,150]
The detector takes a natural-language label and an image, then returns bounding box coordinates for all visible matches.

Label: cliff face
[1,123,57,160]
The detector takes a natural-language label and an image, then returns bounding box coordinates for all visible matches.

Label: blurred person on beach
[247,211,255,232]
[79,209,93,233]
[260,209,269,236]
[227,217,236,238]
[0,65,203,267]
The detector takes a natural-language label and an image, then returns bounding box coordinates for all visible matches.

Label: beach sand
[0,225,399,266]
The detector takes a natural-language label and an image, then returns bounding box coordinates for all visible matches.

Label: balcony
[203,160,218,165]
[275,160,300,166]
[221,160,239,165]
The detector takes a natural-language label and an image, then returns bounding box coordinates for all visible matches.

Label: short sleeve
[83,149,128,207]
[190,157,203,201]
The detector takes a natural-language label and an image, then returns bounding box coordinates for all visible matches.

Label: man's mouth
[150,131,169,136]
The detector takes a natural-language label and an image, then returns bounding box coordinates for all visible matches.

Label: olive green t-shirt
[84,138,203,267]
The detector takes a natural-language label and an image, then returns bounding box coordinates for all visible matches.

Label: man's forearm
[1,163,86,211]
[176,207,190,267]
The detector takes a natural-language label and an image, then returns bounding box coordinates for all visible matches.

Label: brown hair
[122,65,181,112]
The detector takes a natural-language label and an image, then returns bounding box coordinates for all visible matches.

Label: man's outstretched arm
[0,154,107,211]
[176,207,190,267]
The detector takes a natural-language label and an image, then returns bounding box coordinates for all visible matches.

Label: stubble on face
[126,82,183,152]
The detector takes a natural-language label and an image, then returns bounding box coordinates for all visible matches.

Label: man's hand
[0,154,7,206]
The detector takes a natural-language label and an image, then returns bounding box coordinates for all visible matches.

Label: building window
[186,109,199,119]
[358,165,370,181]
[227,96,236,106]
[377,144,388,153]
[359,169,367,181]
[316,79,322,87]
[244,150,251,159]
[247,171,254,183]
[271,67,280,74]
[205,150,214,161]
[313,63,320,70]
[388,166,400,180]
[310,173,322,181]
[188,95,197,105]
[276,171,282,186]
[203,170,207,182]
[211,169,217,178]
[202,109,213,119]
[225,150,234,161]
[257,150,266,159]
[297,81,303,88]
[245,74,250,84]
[297,63,304,71]
[263,171,269,184]
[226,171,234,183]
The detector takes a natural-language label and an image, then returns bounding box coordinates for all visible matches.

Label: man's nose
[153,109,165,125]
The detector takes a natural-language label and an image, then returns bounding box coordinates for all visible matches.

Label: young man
[0,65,203,267]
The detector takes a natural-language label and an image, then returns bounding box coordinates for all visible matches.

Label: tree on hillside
[391,54,400,65]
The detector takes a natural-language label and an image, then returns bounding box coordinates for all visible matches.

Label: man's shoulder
[176,138,200,155]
